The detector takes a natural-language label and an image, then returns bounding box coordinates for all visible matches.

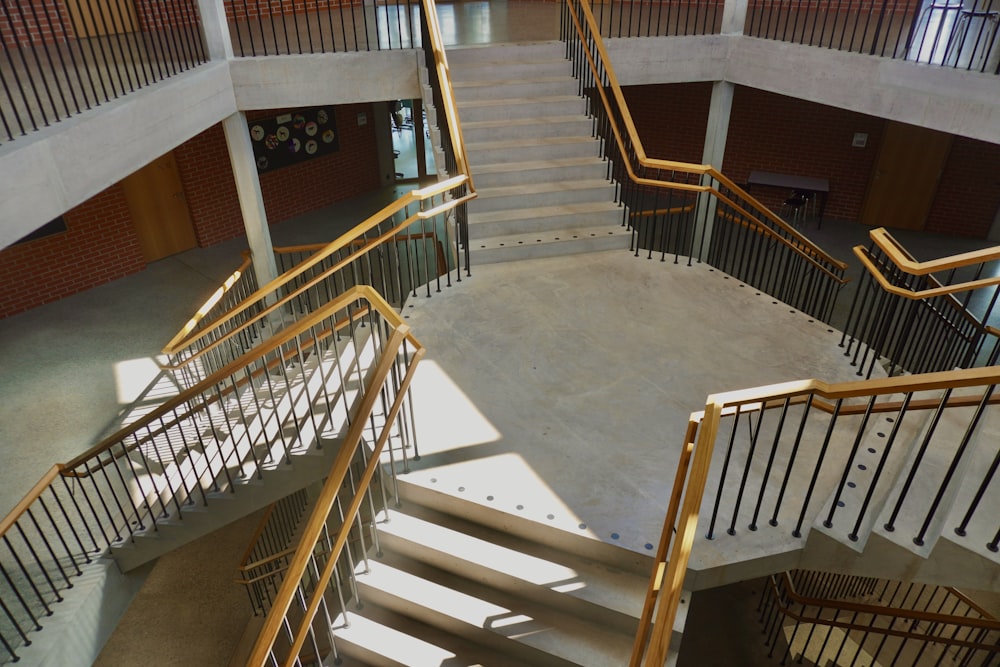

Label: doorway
[861,120,953,230]
[122,151,198,262]
[391,99,436,182]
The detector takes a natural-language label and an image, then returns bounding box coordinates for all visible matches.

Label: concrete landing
[398,250,862,560]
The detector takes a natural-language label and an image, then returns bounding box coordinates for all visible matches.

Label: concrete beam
[229,51,424,110]
[0,62,237,249]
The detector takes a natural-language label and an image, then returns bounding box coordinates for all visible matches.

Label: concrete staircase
[683,390,1000,593]
[448,42,630,264]
[330,479,684,666]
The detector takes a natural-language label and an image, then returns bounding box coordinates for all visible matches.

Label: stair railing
[843,226,1000,378]
[759,570,1000,666]
[0,286,416,664]
[163,0,472,388]
[245,312,425,667]
[562,0,850,323]
[160,176,473,387]
[632,365,1000,666]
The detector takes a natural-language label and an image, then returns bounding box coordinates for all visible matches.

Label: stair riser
[377,534,639,634]
[355,583,576,667]
[467,140,599,164]
[456,79,579,101]
[462,118,595,143]
[470,209,623,238]
[473,162,608,188]
[471,233,631,264]
[471,185,616,213]
[449,60,572,82]
[458,98,586,122]
[447,43,567,64]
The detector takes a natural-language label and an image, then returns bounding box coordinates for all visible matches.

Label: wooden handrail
[0,464,63,536]
[246,324,426,666]
[564,0,847,275]
[870,226,1000,276]
[161,176,469,358]
[855,244,1000,302]
[161,254,253,354]
[63,287,405,474]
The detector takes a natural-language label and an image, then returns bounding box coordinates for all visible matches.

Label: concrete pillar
[222,112,279,289]
[693,81,736,258]
[721,0,750,36]
[194,0,234,60]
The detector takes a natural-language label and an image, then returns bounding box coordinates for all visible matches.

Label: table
[747,170,831,227]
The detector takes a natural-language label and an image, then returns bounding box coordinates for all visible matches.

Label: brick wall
[925,136,1000,238]
[2,102,380,318]
[175,104,381,247]
[623,82,712,164]
[133,0,201,32]
[223,0,360,22]
[0,185,145,318]
[1,0,74,47]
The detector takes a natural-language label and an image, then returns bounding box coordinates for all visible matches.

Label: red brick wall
[623,82,712,164]
[0,185,145,318]
[223,0,360,22]
[133,0,201,32]
[1,0,74,47]
[724,86,885,221]
[925,136,1000,238]
[175,104,381,247]
[2,102,381,318]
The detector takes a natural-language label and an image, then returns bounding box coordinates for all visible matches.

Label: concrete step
[465,135,600,165]
[469,201,622,238]
[448,57,572,83]
[447,41,568,66]
[470,179,616,214]
[456,95,587,123]
[333,605,528,667]
[461,115,595,143]
[354,554,635,667]
[469,225,631,265]
[471,156,608,189]
[454,76,580,101]
[377,503,648,635]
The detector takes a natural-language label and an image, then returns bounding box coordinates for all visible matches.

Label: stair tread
[335,606,526,667]
[457,94,583,109]
[469,200,621,224]
[357,557,634,666]
[454,75,576,88]
[379,506,646,622]
[471,226,630,247]
[472,156,606,175]
[475,179,615,199]
[467,135,598,150]
[462,115,591,130]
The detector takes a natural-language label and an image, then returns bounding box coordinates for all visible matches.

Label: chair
[781,195,806,229]
[793,189,817,224]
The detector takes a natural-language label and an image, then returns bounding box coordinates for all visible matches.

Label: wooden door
[861,121,953,230]
[122,151,198,262]
[64,0,138,38]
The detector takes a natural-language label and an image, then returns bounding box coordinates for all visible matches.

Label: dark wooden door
[122,151,198,262]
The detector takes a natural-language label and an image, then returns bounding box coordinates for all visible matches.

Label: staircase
[448,42,630,264]
[678,384,1000,594]
[328,479,684,666]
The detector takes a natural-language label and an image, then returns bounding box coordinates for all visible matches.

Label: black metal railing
[562,0,849,324]
[0,0,207,143]
[585,0,723,38]
[759,570,1000,666]
[842,228,1000,379]
[746,0,1000,75]
[634,365,1000,665]
[225,0,419,56]
[0,287,418,664]
[161,176,473,388]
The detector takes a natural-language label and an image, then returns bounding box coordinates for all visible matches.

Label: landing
[400,250,864,558]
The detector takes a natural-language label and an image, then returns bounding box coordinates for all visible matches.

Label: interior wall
[0,185,146,318]
[0,102,381,319]
[925,136,1000,238]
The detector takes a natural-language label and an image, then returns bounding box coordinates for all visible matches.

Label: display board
[249,106,339,173]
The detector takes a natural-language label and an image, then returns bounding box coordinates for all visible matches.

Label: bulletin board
[248,106,339,173]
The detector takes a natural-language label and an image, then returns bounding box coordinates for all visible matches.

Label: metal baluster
[824,395,876,529]
[750,397,792,531]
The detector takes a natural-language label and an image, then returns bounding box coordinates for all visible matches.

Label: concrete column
[693,81,736,258]
[222,112,279,289]
[721,0,750,35]
[195,0,234,60]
